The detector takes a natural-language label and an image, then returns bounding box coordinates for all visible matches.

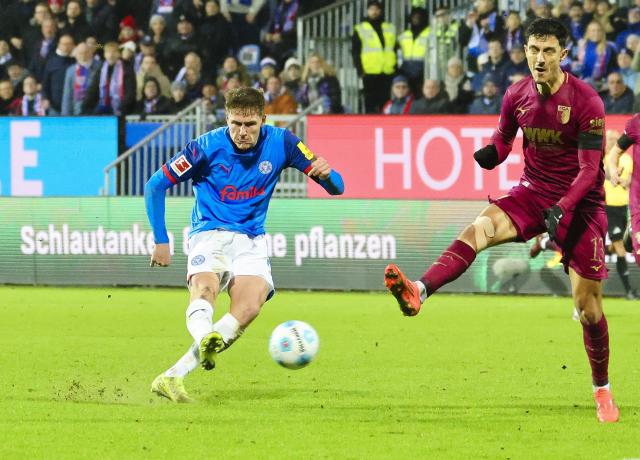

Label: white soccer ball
[268,320,319,370]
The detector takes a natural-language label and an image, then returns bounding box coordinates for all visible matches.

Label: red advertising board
[306,114,628,199]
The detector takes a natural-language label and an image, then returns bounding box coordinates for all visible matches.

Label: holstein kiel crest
[557,105,571,124]
[259,160,273,174]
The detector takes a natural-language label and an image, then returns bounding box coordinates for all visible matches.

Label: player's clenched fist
[308,157,332,180]
[474,144,499,170]
[150,243,171,267]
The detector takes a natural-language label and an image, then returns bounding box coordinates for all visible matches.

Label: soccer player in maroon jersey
[384,18,620,423]
[607,114,640,266]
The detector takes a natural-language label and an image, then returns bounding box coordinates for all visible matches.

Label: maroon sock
[420,240,476,296]
[582,314,609,386]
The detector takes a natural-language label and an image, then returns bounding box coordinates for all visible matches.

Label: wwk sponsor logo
[220,185,265,201]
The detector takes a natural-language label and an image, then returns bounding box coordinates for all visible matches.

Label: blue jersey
[145,125,344,243]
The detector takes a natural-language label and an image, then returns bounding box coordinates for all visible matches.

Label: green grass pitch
[1,286,639,459]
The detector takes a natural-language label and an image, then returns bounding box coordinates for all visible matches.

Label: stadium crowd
[0,0,337,118]
[1,0,640,118]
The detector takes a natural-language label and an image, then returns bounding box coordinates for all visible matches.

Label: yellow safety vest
[400,28,429,61]
[355,21,396,75]
[425,22,459,46]
[605,152,633,206]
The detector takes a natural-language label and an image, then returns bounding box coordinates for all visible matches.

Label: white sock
[416,280,427,303]
[593,383,611,392]
[212,313,242,350]
[165,343,199,377]
[540,235,550,250]
[186,299,214,344]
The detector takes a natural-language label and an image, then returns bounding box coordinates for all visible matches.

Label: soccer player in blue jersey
[145,87,344,402]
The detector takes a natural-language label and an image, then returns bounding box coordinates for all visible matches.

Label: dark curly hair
[525,18,570,48]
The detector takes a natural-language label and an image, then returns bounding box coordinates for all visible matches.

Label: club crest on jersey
[258,160,273,174]
[170,155,192,177]
[557,105,571,124]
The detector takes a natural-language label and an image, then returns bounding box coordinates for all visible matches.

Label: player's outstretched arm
[308,157,344,195]
[479,88,519,169]
[144,168,174,267]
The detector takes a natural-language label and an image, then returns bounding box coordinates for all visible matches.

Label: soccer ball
[268,320,319,370]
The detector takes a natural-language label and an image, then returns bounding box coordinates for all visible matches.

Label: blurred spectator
[573,21,617,88]
[119,41,137,64]
[616,7,640,50]
[0,40,16,75]
[148,14,169,67]
[217,55,251,90]
[0,79,21,115]
[60,0,91,43]
[469,75,502,114]
[198,0,233,73]
[6,61,29,97]
[593,0,617,40]
[164,14,199,79]
[149,0,179,30]
[503,11,524,53]
[473,37,509,93]
[300,53,343,113]
[504,46,528,87]
[427,5,463,80]
[626,33,640,54]
[201,78,225,116]
[352,0,396,114]
[28,17,57,81]
[264,75,297,114]
[444,57,473,114]
[49,0,66,29]
[184,67,203,101]
[409,79,451,114]
[263,0,299,61]
[460,0,504,72]
[583,0,597,23]
[169,79,190,112]
[601,71,634,113]
[174,0,207,23]
[42,34,76,115]
[18,75,46,116]
[136,55,172,101]
[118,15,140,45]
[135,35,157,73]
[281,56,302,104]
[85,0,117,44]
[617,48,638,94]
[61,42,101,115]
[399,7,428,96]
[382,75,414,114]
[19,2,53,59]
[83,42,136,116]
[220,0,266,52]
[566,1,588,42]
[136,76,173,116]
[256,56,277,89]
[174,51,202,83]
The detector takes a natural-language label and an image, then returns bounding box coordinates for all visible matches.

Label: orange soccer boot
[384,264,422,317]
[594,387,620,423]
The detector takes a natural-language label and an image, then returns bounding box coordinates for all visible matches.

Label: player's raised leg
[217,275,271,347]
[569,269,619,422]
[385,203,518,316]
[188,271,225,370]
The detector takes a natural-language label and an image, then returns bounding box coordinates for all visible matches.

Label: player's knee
[232,302,262,326]
[574,292,601,325]
[465,216,496,251]
[189,274,219,303]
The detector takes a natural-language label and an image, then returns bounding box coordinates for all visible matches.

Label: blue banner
[0,117,117,196]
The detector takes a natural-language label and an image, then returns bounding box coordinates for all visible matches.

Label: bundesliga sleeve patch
[296,141,317,160]
[170,155,192,177]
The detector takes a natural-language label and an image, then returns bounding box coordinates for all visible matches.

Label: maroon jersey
[491,72,605,211]
[622,114,640,213]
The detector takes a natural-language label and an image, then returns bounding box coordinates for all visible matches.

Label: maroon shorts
[493,184,608,281]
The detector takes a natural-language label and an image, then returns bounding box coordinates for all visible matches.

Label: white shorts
[187,230,274,299]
